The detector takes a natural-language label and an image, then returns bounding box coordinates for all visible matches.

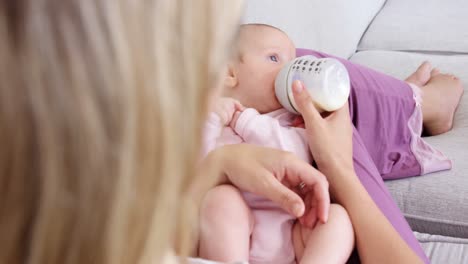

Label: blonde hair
[0,0,242,263]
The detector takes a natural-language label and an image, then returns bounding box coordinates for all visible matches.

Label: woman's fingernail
[293,80,303,93]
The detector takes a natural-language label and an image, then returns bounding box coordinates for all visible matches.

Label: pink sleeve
[234,108,312,162]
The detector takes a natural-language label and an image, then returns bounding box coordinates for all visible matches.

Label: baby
[198,24,463,264]
[199,24,354,264]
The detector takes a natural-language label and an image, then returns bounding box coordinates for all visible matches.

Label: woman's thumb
[292,80,321,122]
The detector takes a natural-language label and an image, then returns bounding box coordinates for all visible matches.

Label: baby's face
[232,26,296,113]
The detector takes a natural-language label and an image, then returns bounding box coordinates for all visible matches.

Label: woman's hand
[291,80,354,188]
[214,144,330,224]
[297,187,321,228]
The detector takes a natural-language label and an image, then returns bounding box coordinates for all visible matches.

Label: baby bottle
[275,55,351,114]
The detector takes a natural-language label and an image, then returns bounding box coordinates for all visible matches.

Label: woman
[0,0,241,262]
[0,0,422,264]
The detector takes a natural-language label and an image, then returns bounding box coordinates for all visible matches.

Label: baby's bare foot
[421,73,464,135]
[405,61,432,87]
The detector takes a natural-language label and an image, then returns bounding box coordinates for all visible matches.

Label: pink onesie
[203,107,310,264]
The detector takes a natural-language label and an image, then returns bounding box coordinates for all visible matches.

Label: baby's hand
[229,110,242,130]
[213,97,245,126]
[291,115,305,128]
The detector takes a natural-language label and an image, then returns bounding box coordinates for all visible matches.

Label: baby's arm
[232,108,311,162]
[201,98,244,156]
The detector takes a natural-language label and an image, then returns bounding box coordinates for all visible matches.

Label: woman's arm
[291,80,422,264]
[329,167,422,264]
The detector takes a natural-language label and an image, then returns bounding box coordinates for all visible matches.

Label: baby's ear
[224,63,238,89]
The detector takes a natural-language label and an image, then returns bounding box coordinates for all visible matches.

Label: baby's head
[224,24,296,113]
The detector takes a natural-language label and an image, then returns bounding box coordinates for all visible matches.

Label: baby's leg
[292,204,354,264]
[198,184,254,262]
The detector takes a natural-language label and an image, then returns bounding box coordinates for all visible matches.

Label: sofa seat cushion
[415,232,468,264]
[358,0,468,53]
[350,50,468,239]
[241,0,385,58]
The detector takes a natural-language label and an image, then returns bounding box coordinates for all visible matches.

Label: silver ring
[298,182,306,190]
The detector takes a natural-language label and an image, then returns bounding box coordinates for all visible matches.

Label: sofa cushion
[358,0,468,53]
[241,0,385,58]
[350,50,468,239]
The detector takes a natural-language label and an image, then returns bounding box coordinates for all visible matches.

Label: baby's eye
[269,55,278,62]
